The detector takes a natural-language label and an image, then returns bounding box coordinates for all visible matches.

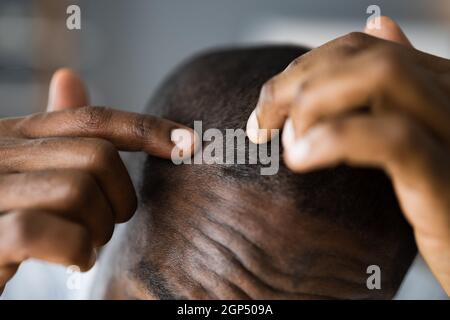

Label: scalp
[131,46,417,299]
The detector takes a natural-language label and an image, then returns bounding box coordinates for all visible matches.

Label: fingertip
[282,118,295,148]
[53,68,78,81]
[364,16,412,47]
[246,109,272,144]
[365,16,391,30]
[170,127,200,160]
[191,129,201,156]
[378,16,406,34]
[246,109,260,143]
[47,68,89,112]
[283,138,311,170]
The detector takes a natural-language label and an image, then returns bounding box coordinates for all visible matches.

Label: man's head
[93,46,416,299]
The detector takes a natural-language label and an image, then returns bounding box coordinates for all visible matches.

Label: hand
[0,69,196,294]
[246,17,450,294]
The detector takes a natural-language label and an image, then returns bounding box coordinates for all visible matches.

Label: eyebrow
[134,259,178,300]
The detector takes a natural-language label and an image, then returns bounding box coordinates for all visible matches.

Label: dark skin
[0,41,424,301]
[0,70,197,294]
[93,170,401,300]
[247,17,450,294]
[89,42,416,299]
[0,16,442,298]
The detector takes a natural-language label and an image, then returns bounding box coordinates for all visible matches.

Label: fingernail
[285,138,311,165]
[47,75,58,111]
[282,118,295,148]
[171,128,199,159]
[246,109,260,143]
[246,109,272,144]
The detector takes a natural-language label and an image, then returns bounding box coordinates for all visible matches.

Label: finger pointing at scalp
[3,106,198,159]
[288,49,450,143]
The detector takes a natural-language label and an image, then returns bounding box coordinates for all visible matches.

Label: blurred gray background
[1,0,449,299]
[1,0,449,117]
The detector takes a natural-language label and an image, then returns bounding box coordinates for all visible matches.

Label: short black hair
[138,45,416,299]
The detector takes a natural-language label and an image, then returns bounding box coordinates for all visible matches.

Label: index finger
[246,33,376,144]
[3,106,197,159]
[247,30,450,144]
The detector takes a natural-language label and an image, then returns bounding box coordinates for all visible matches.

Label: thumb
[364,16,413,48]
[47,68,89,112]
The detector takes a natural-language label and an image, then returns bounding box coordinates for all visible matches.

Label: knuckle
[130,114,156,142]
[297,95,321,125]
[259,77,278,105]
[60,172,96,207]
[287,56,303,69]
[340,32,372,48]
[8,212,38,250]
[374,48,405,80]
[74,106,113,131]
[84,139,117,169]
[325,120,348,139]
[387,118,418,160]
